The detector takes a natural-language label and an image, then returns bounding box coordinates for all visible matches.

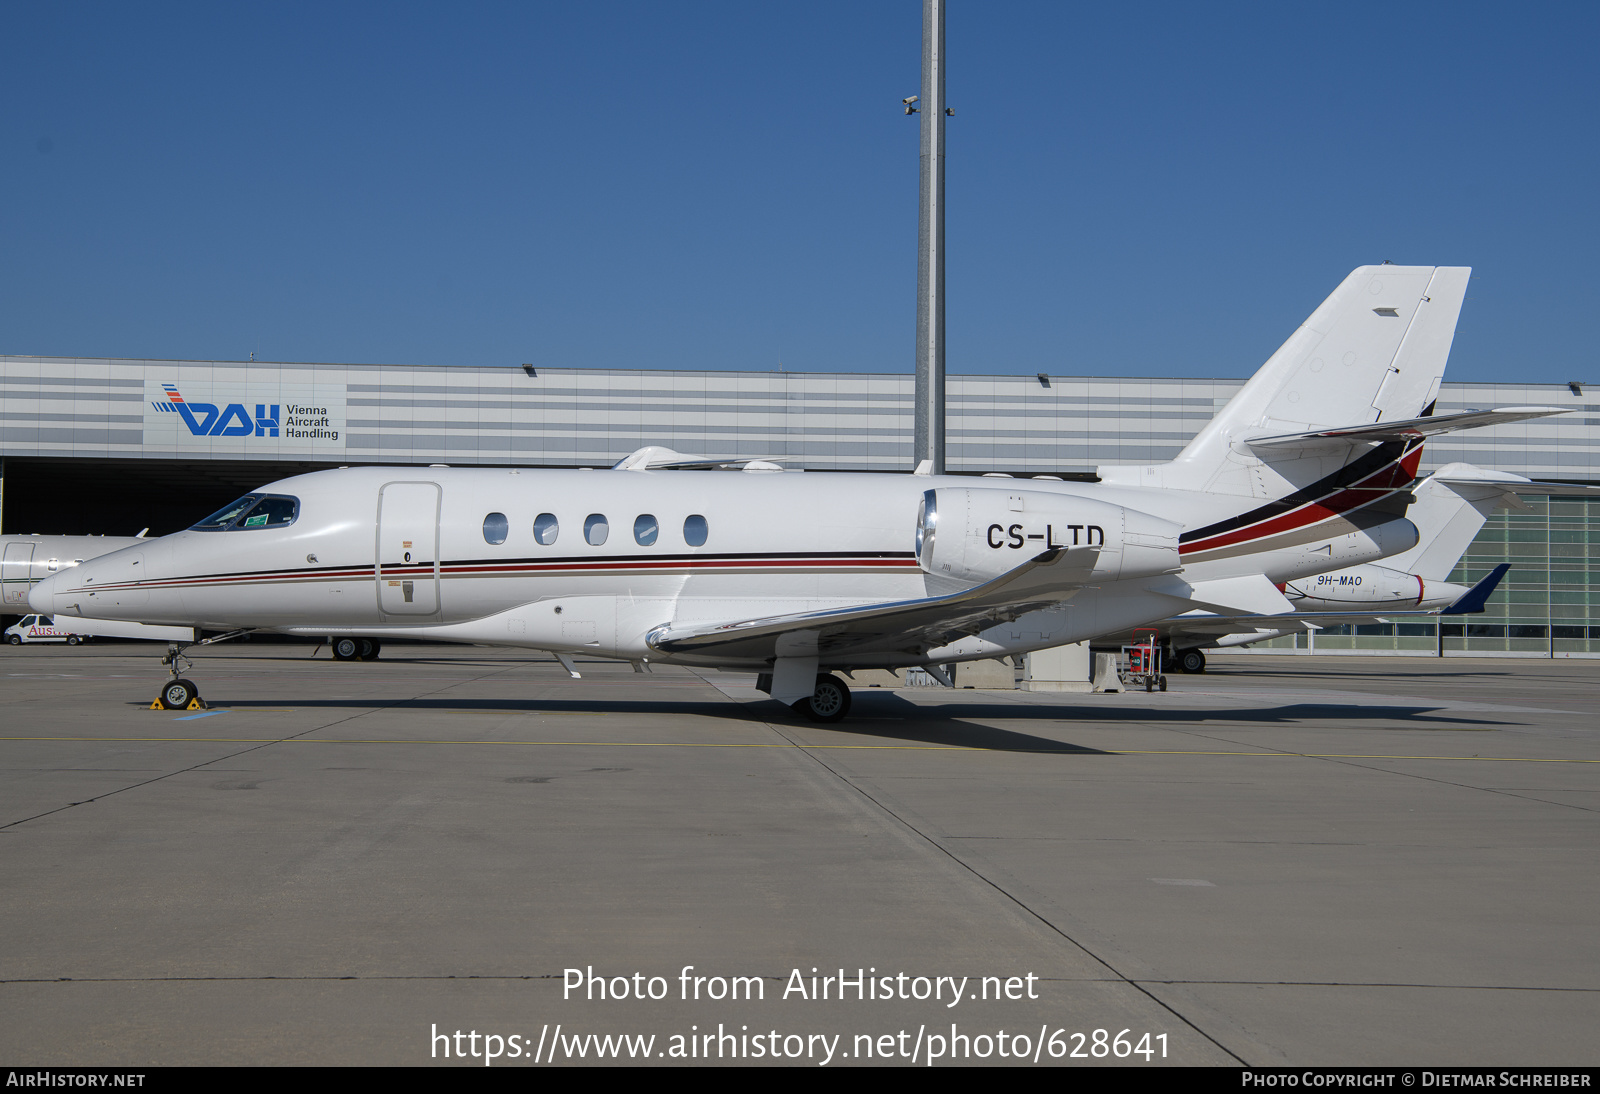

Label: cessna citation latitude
[29,265,1568,720]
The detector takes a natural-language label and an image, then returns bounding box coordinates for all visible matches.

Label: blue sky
[3,2,1595,383]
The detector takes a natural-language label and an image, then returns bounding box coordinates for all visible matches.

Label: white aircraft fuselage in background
[2,535,147,610]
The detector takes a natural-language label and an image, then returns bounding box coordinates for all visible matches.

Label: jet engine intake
[916,488,1181,584]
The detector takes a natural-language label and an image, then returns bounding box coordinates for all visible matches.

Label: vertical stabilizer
[1382,462,1528,581]
[1100,265,1470,499]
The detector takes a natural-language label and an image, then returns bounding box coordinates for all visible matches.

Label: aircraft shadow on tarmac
[207,690,1515,754]
[208,694,1093,753]
[829,691,1515,733]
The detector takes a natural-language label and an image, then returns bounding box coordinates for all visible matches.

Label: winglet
[1439,563,1511,615]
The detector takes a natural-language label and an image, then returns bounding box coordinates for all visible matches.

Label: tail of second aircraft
[1379,463,1513,582]
[1100,264,1471,503]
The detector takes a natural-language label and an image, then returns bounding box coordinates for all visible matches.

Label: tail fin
[1439,563,1511,615]
[1380,463,1514,581]
[1101,265,1470,499]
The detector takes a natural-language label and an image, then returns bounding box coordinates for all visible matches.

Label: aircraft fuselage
[32,464,1420,670]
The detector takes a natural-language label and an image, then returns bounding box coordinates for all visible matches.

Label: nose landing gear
[149,630,252,710]
[152,643,205,710]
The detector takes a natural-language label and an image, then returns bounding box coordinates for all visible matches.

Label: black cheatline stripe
[1178,441,1412,545]
[441,550,916,568]
[134,550,915,585]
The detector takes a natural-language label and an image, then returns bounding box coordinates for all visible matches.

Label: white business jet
[29,265,1566,718]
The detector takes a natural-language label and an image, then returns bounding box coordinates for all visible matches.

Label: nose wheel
[158,678,201,710]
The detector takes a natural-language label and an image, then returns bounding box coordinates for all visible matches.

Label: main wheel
[159,678,198,710]
[358,638,381,661]
[332,637,360,661]
[794,673,852,723]
[1179,649,1206,674]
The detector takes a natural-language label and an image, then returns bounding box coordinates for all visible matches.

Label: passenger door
[376,482,441,616]
[2,544,35,607]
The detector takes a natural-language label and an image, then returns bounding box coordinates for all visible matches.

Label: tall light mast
[912,0,947,474]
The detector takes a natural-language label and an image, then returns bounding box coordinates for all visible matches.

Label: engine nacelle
[915,488,1182,584]
[1285,564,1466,611]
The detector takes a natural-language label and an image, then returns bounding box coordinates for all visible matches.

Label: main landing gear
[791,673,852,723]
[1175,648,1207,674]
[331,637,382,661]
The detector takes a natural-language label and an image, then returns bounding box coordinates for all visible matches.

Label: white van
[4,615,89,645]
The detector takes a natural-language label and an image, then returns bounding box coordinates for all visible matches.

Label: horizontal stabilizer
[1245,407,1567,450]
[1432,474,1600,499]
[1439,563,1511,615]
[1151,573,1295,616]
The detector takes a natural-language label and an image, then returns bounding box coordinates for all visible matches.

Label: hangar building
[2,353,1597,657]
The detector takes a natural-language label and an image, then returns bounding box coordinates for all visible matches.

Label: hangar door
[376,482,441,616]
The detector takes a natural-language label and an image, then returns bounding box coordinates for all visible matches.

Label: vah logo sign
[152,384,283,437]
[145,378,346,451]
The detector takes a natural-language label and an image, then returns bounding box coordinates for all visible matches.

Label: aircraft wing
[647,546,1100,661]
[1244,406,1567,449]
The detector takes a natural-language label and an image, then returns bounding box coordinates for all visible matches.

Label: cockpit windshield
[191,494,300,531]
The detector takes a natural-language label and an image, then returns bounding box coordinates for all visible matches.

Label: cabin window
[633,514,658,546]
[483,512,509,545]
[684,514,708,547]
[585,514,609,546]
[534,513,559,545]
